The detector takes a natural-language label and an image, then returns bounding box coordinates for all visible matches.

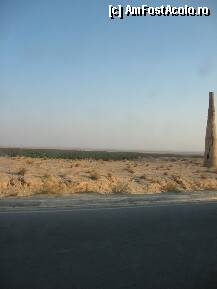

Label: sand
[0,156,217,197]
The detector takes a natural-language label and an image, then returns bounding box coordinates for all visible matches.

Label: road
[0,202,217,289]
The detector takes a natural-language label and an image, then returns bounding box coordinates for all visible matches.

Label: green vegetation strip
[0,148,201,161]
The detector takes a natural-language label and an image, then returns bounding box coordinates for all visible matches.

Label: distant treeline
[0,148,202,161]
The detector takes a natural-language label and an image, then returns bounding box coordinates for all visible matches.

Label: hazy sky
[0,0,217,151]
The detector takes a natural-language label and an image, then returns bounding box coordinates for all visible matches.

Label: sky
[0,0,217,152]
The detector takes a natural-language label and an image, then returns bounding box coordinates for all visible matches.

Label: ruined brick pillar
[204,92,217,167]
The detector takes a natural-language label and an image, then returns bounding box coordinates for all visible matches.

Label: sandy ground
[1,156,217,197]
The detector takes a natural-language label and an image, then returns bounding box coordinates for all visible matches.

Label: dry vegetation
[1,156,217,197]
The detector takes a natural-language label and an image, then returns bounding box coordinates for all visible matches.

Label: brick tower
[204,92,217,167]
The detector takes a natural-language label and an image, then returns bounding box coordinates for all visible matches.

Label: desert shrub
[89,171,100,181]
[127,167,135,174]
[200,174,208,179]
[111,181,130,194]
[43,173,51,179]
[193,169,202,173]
[17,168,27,176]
[140,174,153,182]
[140,174,147,180]
[59,172,67,178]
[125,164,135,174]
[164,182,182,192]
[107,172,112,179]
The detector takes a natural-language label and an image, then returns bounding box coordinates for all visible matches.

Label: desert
[1,152,217,197]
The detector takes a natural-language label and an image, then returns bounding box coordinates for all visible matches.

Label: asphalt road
[0,202,217,289]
